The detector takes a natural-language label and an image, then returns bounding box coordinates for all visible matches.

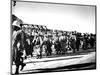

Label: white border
[0,0,99,75]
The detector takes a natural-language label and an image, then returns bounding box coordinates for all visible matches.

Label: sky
[12,1,96,34]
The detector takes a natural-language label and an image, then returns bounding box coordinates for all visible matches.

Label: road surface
[12,50,96,74]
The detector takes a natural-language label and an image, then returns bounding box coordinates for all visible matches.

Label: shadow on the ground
[12,62,96,75]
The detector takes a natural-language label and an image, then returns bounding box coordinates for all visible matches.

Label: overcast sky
[12,1,96,34]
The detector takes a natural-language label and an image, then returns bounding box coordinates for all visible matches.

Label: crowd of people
[12,14,96,74]
[12,23,96,58]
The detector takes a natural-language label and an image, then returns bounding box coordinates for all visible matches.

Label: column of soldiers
[13,26,96,58]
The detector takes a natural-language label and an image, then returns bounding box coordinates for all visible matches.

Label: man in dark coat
[76,35,80,51]
[42,37,52,56]
[46,39,52,56]
[55,38,61,55]
[13,25,26,74]
[89,35,95,48]
[24,35,34,57]
[70,37,76,53]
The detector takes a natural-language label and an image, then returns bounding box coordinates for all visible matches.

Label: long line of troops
[12,24,96,60]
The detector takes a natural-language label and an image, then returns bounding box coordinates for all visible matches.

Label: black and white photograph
[11,0,96,74]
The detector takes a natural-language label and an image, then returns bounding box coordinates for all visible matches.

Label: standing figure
[55,38,61,55]
[89,35,95,48]
[34,36,43,59]
[46,38,52,56]
[13,26,26,74]
[83,34,88,50]
[70,37,76,53]
[76,35,80,51]
[42,37,52,57]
